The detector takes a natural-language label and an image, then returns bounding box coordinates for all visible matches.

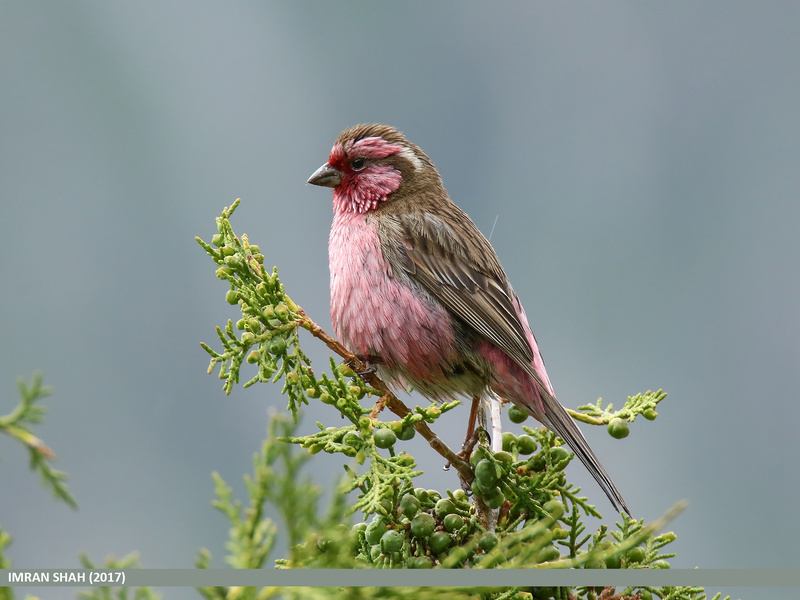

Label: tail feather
[540,395,630,514]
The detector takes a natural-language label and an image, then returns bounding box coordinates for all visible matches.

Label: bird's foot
[347,354,384,377]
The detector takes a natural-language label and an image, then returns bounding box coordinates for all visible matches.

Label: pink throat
[329,137,405,214]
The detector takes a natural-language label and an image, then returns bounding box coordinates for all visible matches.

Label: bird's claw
[347,354,384,377]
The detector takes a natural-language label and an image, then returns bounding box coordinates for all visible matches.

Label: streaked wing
[388,209,534,369]
[381,208,630,513]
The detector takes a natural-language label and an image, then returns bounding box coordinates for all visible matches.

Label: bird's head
[307,124,439,214]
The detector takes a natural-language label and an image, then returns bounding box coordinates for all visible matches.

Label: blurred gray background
[2,1,798,598]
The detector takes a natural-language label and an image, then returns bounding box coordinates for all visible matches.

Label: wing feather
[387,209,534,370]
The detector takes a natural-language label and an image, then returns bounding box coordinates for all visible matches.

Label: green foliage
[76,553,160,600]
[197,199,316,418]
[570,390,667,433]
[0,373,77,509]
[0,201,735,600]
[0,524,12,571]
[196,411,324,574]
[194,201,734,600]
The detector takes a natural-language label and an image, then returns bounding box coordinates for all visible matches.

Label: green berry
[443,513,464,532]
[493,451,513,466]
[408,556,433,569]
[319,392,335,405]
[608,417,630,439]
[380,529,404,554]
[369,543,382,561]
[543,499,564,520]
[483,487,505,509]
[651,559,670,569]
[528,454,546,472]
[346,385,363,400]
[501,432,516,452]
[445,546,468,567]
[396,453,415,467]
[471,478,491,499]
[537,544,560,563]
[479,532,498,552]
[365,518,388,545]
[240,331,255,346]
[225,290,239,305]
[343,431,361,446]
[507,404,528,423]
[246,350,260,364]
[399,494,421,518]
[428,531,452,554]
[373,428,397,449]
[339,364,356,378]
[643,408,658,420]
[475,459,499,487]
[397,424,416,440]
[410,513,436,538]
[626,547,646,563]
[215,266,233,279]
[549,446,570,464]
[274,303,290,321]
[305,388,320,398]
[469,446,491,468]
[224,255,242,269]
[414,488,430,504]
[605,552,621,569]
[267,336,286,355]
[211,234,224,246]
[451,489,469,507]
[517,434,537,455]
[434,498,456,518]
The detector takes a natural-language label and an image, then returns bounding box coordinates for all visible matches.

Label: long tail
[539,394,630,514]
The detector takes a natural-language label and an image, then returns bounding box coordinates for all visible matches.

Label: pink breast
[329,211,456,382]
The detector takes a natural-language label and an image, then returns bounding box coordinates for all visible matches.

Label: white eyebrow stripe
[397,146,423,171]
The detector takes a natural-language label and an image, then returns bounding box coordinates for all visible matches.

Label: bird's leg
[347,354,384,377]
[458,395,483,461]
[487,392,505,453]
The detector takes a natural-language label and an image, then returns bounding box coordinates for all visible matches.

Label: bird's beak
[307,163,343,188]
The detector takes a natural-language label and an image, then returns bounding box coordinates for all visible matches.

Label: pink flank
[478,295,554,420]
[329,210,457,384]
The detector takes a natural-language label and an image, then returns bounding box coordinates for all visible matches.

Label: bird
[307,123,629,513]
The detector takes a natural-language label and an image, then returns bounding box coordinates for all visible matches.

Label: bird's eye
[351,158,366,171]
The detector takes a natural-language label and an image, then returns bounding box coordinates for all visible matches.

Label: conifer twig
[294,306,473,484]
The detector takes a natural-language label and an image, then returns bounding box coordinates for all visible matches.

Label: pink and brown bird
[308,124,629,513]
